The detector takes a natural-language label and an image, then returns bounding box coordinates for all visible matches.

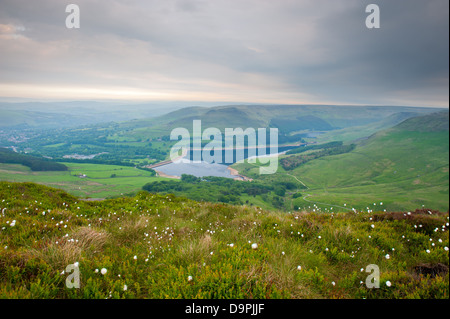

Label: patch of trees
[286,141,344,155]
[0,148,68,171]
[138,167,157,176]
[143,174,304,207]
[143,175,275,205]
[280,144,356,170]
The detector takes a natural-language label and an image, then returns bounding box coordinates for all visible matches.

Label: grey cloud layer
[0,0,448,105]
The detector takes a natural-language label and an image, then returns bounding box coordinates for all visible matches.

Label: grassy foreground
[0,181,448,299]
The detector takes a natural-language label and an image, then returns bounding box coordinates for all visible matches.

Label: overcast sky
[0,0,448,107]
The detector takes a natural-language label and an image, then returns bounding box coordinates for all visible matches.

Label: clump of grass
[29,240,82,271]
[72,226,109,253]
[27,226,109,271]
[175,234,214,267]
[109,216,148,245]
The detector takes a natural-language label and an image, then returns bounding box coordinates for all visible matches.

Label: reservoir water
[156,159,234,178]
[156,146,298,179]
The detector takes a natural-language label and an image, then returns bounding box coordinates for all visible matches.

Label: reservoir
[155,145,298,179]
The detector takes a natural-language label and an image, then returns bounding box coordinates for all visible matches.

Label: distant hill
[270,115,334,134]
[393,110,449,132]
[0,101,185,129]
[110,104,442,141]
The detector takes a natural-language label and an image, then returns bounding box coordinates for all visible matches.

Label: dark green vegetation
[143,174,300,208]
[285,141,345,155]
[0,147,68,172]
[0,181,448,299]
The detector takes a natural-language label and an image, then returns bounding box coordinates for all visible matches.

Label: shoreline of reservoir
[148,144,300,181]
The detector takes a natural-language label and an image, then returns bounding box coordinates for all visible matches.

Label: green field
[0,162,171,199]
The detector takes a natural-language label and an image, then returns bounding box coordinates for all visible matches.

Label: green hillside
[0,181,448,299]
[234,111,449,212]
[308,111,426,144]
[393,110,449,132]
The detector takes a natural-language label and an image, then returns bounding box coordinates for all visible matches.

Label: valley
[0,104,448,213]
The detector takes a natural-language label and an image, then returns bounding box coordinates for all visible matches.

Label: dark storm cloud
[0,0,448,106]
[287,0,449,104]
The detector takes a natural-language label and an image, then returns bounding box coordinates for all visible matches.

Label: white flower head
[251,243,258,250]
[101,268,107,275]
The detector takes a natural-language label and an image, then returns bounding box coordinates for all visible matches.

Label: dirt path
[282,173,351,211]
[284,173,309,189]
